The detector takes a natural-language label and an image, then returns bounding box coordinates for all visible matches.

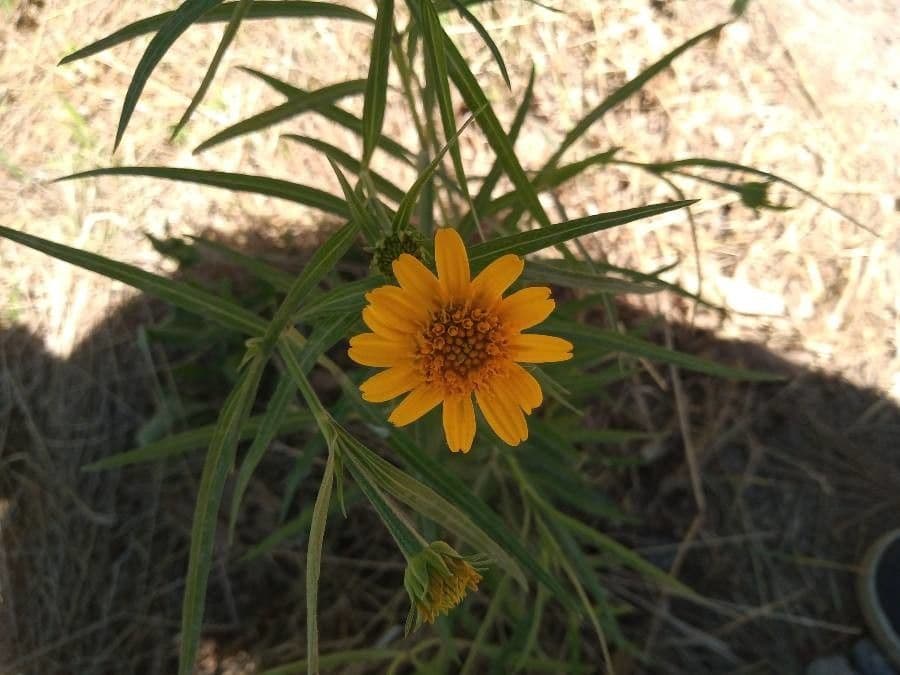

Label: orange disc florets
[417,303,506,394]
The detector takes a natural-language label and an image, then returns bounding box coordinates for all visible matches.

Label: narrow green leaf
[82,410,313,471]
[60,2,374,65]
[259,216,361,352]
[645,156,875,235]
[343,451,423,558]
[193,79,366,153]
[228,372,295,542]
[544,23,727,172]
[114,0,226,150]
[432,8,552,229]
[546,318,783,381]
[447,0,511,88]
[179,355,265,675]
[391,109,481,233]
[362,0,394,165]
[58,166,349,218]
[306,449,336,675]
[0,224,265,336]
[467,199,697,267]
[341,390,577,610]
[419,0,474,214]
[460,65,535,237]
[239,67,416,166]
[326,159,383,244]
[172,0,254,139]
[341,434,526,586]
[283,134,404,203]
[295,276,383,322]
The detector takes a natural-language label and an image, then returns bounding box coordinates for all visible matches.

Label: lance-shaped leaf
[447,0,511,88]
[467,199,697,267]
[0,224,265,336]
[114,0,226,150]
[82,410,313,471]
[283,134,404,203]
[172,0,254,139]
[60,1,374,65]
[193,79,366,153]
[460,65,535,237]
[418,0,473,213]
[240,66,416,166]
[58,166,349,218]
[406,2,552,229]
[179,354,265,675]
[545,318,783,381]
[362,0,394,165]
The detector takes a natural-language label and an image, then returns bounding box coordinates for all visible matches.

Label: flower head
[349,228,573,452]
[403,541,483,631]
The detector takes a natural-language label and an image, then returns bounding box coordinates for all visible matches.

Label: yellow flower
[403,541,483,631]
[348,227,573,452]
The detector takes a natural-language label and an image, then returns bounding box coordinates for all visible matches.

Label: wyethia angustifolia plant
[1,1,855,672]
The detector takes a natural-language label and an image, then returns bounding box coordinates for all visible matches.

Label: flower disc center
[417,303,505,393]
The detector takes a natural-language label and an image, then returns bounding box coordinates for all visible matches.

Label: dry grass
[1,0,899,673]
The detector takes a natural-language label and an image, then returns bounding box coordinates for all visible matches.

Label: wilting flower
[348,228,573,452]
[403,541,483,631]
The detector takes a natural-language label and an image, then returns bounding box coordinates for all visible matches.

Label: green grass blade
[0,224,265,336]
[362,0,394,166]
[547,318,783,381]
[172,0,254,139]
[419,0,474,214]
[467,199,697,267]
[59,166,349,218]
[193,79,366,153]
[447,0,511,88]
[60,2,374,65]
[114,0,226,150]
[228,371,295,542]
[81,410,313,471]
[460,65,535,237]
[239,67,416,166]
[179,355,265,675]
[282,134,404,203]
[543,23,727,171]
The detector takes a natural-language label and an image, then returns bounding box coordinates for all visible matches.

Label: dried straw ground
[1,0,898,673]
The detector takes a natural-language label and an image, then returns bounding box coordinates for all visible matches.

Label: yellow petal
[348,333,410,367]
[442,395,476,453]
[435,228,470,300]
[388,385,444,426]
[364,300,422,334]
[502,363,543,413]
[392,254,441,309]
[498,287,555,331]
[360,363,420,402]
[362,306,415,341]
[509,334,573,363]
[366,286,430,326]
[475,389,527,446]
[470,254,524,306]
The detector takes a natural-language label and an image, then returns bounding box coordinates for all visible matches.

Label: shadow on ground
[1,232,898,675]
